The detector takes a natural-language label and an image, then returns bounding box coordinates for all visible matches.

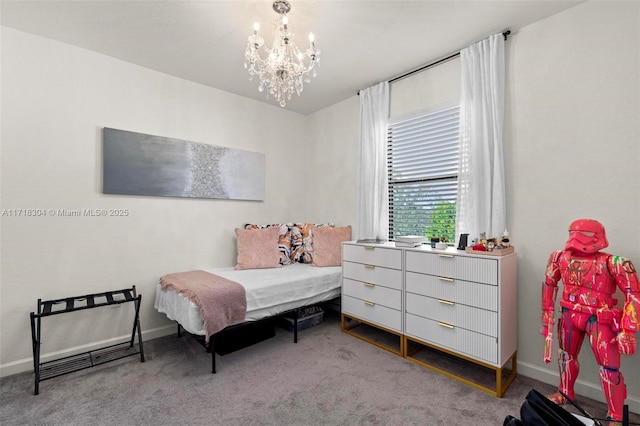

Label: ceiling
[1,0,583,115]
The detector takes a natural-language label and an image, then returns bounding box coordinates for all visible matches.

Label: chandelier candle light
[244,0,320,107]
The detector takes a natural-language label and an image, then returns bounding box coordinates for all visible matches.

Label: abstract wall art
[103,128,265,201]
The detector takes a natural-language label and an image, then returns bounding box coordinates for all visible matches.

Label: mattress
[154,263,342,335]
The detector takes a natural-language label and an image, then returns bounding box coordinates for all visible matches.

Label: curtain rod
[359,30,510,93]
[389,30,510,84]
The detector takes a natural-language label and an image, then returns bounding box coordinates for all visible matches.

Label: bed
[154,263,342,372]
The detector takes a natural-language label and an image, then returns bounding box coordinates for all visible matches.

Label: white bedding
[154,263,342,335]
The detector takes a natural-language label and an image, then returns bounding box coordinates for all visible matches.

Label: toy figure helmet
[564,218,609,254]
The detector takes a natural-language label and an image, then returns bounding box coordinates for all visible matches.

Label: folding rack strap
[35,287,137,317]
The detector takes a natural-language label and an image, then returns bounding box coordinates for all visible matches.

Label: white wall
[2,0,639,413]
[0,27,310,375]
[390,56,461,118]
[506,1,639,411]
[305,96,360,230]
[305,0,640,412]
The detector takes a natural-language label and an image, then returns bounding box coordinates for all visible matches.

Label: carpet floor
[2,310,638,425]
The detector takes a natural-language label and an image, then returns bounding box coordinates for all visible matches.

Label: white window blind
[387,105,460,242]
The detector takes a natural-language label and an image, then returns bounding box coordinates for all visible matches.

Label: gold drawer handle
[438,299,454,305]
[364,300,375,306]
[438,254,454,258]
[438,321,454,329]
[363,246,375,250]
[364,264,375,269]
[364,283,375,287]
[438,276,454,282]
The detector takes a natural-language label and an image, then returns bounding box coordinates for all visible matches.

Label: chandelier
[244,0,320,107]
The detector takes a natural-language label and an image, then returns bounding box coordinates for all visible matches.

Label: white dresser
[341,242,404,355]
[403,246,517,397]
[341,241,517,397]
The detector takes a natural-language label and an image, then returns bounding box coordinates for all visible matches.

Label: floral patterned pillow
[290,223,334,264]
[244,223,292,265]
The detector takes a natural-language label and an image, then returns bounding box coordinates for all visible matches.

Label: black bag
[503,415,528,426]
[558,391,607,426]
[520,389,586,426]
[505,388,629,426]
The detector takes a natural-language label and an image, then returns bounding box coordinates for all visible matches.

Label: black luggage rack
[30,286,145,395]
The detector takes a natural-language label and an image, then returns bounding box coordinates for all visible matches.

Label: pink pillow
[234,227,282,270]
[311,226,352,267]
[244,223,292,265]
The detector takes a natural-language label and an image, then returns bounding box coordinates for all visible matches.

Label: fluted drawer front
[343,244,402,269]
[406,313,497,364]
[343,261,402,290]
[405,271,497,311]
[342,294,402,332]
[343,278,401,310]
[405,251,498,285]
[406,293,497,337]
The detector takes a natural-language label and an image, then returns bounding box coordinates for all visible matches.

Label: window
[387,105,460,242]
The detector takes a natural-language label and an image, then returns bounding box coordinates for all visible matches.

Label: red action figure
[541,219,639,422]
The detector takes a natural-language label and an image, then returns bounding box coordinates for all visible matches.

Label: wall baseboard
[517,360,640,415]
[0,325,175,379]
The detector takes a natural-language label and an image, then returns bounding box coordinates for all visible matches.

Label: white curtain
[456,34,506,242]
[357,81,390,241]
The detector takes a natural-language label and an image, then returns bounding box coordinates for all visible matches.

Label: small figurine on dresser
[469,230,512,252]
[541,219,639,422]
[498,229,511,248]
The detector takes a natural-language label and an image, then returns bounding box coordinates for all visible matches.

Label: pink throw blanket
[159,270,247,342]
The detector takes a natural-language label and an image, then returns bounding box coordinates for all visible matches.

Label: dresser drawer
[405,251,498,285]
[406,293,497,337]
[343,244,402,270]
[342,294,402,332]
[405,313,497,364]
[343,261,402,290]
[405,271,497,311]
[343,278,401,310]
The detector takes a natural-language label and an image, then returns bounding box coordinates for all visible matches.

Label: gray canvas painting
[103,128,265,201]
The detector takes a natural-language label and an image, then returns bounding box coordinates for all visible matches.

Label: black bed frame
[175,301,332,374]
